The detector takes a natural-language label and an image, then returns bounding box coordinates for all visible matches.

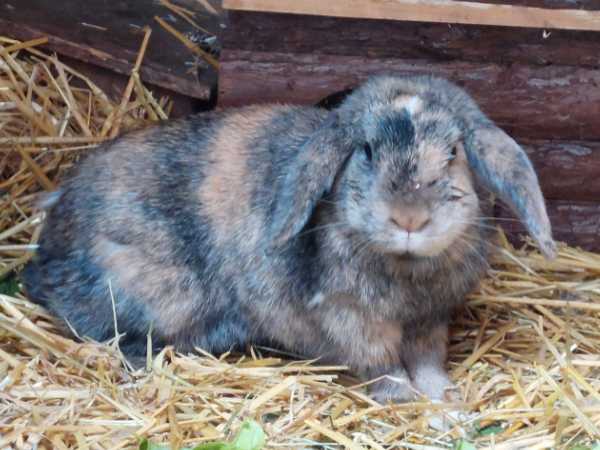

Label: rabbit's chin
[370,242,445,260]
[370,229,461,258]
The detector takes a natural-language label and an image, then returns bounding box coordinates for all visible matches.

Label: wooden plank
[218,50,600,140]
[463,0,599,9]
[0,0,217,100]
[224,11,600,68]
[0,17,207,100]
[498,201,600,252]
[522,140,600,202]
[223,0,600,32]
[218,55,600,200]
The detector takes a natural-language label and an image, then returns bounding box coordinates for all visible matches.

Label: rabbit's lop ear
[270,113,350,246]
[464,123,557,259]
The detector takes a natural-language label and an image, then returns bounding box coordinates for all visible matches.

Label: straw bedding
[2,37,600,450]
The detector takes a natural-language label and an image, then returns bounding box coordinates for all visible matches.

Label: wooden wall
[0,0,220,103]
[219,8,600,250]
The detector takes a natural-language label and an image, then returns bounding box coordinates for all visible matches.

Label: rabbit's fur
[23,75,554,402]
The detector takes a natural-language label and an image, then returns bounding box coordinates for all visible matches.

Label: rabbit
[22,75,555,404]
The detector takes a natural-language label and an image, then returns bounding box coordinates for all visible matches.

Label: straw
[2,36,600,449]
[0,34,169,278]
[154,16,219,70]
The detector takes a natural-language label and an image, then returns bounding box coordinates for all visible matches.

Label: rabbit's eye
[363,142,373,162]
[449,146,458,161]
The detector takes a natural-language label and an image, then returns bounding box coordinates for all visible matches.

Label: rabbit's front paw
[370,369,418,403]
[412,363,457,401]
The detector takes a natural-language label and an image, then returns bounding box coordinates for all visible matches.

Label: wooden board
[522,140,600,203]
[224,0,600,31]
[219,58,600,201]
[462,0,599,8]
[0,0,220,100]
[499,201,600,252]
[219,50,600,140]
[224,11,600,68]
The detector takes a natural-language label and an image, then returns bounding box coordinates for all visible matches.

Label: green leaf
[231,420,266,450]
[138,440,171,450]
[569,442,600,450]
[0,275,20,296]
[139,420,265,450]
[191,444,231,450]
[139,442,231,450]
[453,440,477,450]
[477,424,504,436]
[139,439,232,450]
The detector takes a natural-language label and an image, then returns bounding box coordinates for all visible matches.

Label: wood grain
[460,0,599,9]
[223,0,600,31]
[224,11,600,68]
[219,50,600,140]
[522,140,600,202]
[498,201,600,251]
[0,0,215,100]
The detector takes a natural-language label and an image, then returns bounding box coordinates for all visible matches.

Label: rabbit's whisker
[464,236,506,255]
[452,220,501,232]
[474,216,521,222]
[296,222,350,238]
[453,235,491,266]
[349,236,377,261]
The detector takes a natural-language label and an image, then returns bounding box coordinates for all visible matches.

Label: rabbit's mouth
[368,225,462,258]
[368,233,434,258]
[393,251,425,261]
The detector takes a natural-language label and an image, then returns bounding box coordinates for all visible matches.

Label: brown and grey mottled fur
[22,75,554,402]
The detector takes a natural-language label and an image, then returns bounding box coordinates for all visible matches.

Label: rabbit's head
[271,75,556,259]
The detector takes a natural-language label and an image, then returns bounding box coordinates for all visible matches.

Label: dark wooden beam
[224,11,600,69]
[0,0,217,101]
[522,140,600,203]
[499,201,600,252]
[460,0,599,8]
[219,50,600,140]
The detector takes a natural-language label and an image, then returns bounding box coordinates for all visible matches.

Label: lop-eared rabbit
[23,75,555,403]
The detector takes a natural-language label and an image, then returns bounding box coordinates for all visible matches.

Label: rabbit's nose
[389,207,431,233]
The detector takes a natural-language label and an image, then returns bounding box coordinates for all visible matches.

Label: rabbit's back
[23,104,327,354]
